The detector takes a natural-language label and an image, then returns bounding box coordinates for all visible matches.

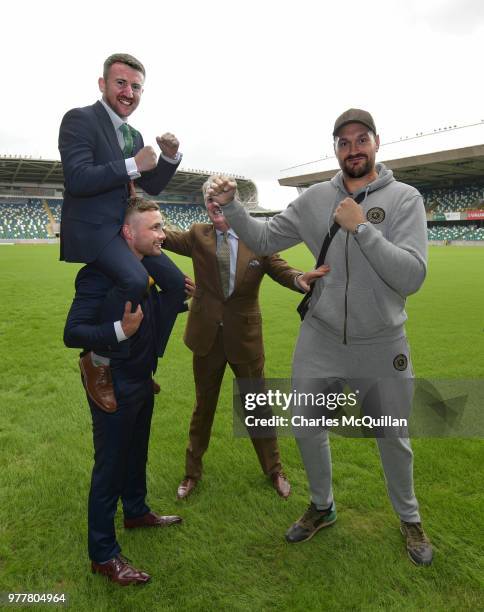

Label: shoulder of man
[390,179,422,200]
[62,102,99,120]
[294,181,337,206]
[191,223,213,236]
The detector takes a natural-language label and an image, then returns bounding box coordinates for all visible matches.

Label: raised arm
[206,177,303,255]
[163,227,194,257]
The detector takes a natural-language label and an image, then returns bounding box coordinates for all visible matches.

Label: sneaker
[400,521,433,566]
[285,502,336,543]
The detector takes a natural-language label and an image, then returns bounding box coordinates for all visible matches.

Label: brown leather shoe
[152,379,161,394]
[124,511,182,529]
[91,554,150,586]
[177,477,198,499]
[79,352,117,413]
[271,471,291,499]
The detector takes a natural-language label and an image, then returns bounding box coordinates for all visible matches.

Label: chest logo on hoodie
[367,207,385,224]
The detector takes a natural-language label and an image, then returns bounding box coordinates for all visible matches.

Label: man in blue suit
[64,198,183,586]
[59,53,186,389]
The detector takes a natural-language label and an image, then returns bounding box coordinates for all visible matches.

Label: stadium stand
[0,197,210,239]
[46,198,209,230]
[0,198,50,239]
[427,224,484,242]
[46,198,209,231]
[159,203,209,229]
[414,186,484,213]
[46,199,63,223]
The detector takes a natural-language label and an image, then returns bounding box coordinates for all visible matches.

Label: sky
[2,0,484,209]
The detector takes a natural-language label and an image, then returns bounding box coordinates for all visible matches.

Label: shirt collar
[100,98,126,130]
[215,227,238,240]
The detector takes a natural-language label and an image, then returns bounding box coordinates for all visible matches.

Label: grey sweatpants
[292,321,421,523]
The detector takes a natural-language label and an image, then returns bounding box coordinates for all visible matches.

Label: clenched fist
[156,132,179,159]
[134,146,158,172]
[206,176,237,206]
[333,197,366,233]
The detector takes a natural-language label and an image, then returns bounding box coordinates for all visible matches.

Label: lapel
[202,225,225,298]
[93,101,123,161]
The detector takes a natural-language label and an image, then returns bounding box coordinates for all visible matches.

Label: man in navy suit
[59,53,186,384]
[64,198,183,586]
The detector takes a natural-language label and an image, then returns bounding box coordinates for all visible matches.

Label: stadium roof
[279,121,484,189]
[0,157,258,205]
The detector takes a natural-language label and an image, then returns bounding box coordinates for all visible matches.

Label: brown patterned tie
[217,232,231,298]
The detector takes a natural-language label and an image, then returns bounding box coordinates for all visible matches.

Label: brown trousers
[185,328,282,479]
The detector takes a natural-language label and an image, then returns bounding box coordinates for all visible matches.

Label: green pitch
[0,245,482,611]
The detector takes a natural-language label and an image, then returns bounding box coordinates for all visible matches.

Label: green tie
[119,123,134,158]
[217,232,231,298]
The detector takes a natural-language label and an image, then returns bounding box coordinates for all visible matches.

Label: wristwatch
[354,222,369,235]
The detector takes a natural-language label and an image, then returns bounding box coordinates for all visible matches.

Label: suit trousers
[87,375,153,563]
[94,234,186,354]
[185,327,282,479]
[292,321,421,523]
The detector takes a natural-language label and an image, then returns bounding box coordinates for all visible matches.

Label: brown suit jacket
[164,224,302,363]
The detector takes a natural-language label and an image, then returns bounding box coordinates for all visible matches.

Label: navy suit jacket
[64,266,165,379]
[59,100,180,263]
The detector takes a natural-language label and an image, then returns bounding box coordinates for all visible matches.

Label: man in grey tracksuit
[208,109,433,566]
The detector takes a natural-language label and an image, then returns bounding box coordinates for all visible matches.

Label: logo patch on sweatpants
[367,207,385,224]
[393,354,408,371]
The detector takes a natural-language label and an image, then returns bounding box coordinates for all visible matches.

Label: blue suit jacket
[59,101,180,263]
[64,266,165,378]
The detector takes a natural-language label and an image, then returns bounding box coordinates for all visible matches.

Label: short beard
[343,157,373,179]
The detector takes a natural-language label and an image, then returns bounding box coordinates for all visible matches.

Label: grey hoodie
[222,163,428,345]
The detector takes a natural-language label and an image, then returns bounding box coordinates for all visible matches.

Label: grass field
[0,244,483,611]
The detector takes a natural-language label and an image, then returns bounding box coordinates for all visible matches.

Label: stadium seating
[0,198,50,239]
[159,204,209,229]
[45,199,63,223]
[427,224,484,241]
[421,185,484,212]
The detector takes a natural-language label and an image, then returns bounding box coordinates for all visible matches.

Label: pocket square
[248,259,261,268]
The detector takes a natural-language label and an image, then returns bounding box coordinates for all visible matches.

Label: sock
[315,502,334,513]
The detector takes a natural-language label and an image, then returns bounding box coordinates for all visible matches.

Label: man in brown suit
[163,176,329,500]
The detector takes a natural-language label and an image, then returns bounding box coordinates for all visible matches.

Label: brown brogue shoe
[177,477,198,499]
[91,554,150,586]
[79,352,117,413]
[271,471,291,499]
[124,511,182,529]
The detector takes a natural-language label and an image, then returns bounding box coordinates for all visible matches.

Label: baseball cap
[333,108,377,137]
